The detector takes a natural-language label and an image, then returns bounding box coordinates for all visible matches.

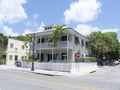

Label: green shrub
[76,57,97,62]
[0,56,6,64]
[89,57,97,62]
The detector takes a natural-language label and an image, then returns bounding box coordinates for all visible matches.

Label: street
[0,65,120,90]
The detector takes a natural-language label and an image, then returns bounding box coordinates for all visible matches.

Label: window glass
[14,55,18,61]
[61,36,67,41]
[22,45,24,50]
[9,55,13,60]
[10,43,14,48]
[81,39,84,46]
[75,36,80,45]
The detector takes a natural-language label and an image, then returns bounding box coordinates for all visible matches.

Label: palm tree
[90,39,109,65]
[48,24,66,61]
[0,33,8,64]
[0,33,8,53]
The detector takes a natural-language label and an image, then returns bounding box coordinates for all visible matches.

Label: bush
[0,56,6,64]
[89,57,97,62]
[76,57,97,62]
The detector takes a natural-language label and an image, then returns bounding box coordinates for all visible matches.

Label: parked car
[15,60,22,67]
[112,60,120,66]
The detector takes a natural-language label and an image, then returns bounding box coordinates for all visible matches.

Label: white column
[72,34,75,62]
[39,36,41,62]
[52,43,54,62]
[67,33,68,62]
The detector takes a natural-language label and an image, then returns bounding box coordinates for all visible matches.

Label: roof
[27,25,89,40]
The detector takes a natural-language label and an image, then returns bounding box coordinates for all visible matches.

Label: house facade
[22,25,98,74]
[28,25,90,63]
[6,38,29,65]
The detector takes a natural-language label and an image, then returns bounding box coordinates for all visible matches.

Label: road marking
[0,73,100,90]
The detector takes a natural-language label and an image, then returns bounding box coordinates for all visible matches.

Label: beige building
[6,38,29,65]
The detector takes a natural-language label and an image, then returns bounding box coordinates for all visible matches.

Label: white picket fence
[22,62,98,74]
[22,62,71,72]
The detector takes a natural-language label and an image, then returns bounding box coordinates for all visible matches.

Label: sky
[0,0,120,41]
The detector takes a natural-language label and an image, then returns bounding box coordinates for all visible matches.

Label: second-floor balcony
[30,41,73,50]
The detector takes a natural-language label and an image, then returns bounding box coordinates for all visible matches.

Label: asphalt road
[0,65,120,90]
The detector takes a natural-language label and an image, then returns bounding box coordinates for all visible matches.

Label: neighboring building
[6,38,29,65]
[28,25,90,63]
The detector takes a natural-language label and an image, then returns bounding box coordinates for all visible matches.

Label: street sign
[75,52,81,58]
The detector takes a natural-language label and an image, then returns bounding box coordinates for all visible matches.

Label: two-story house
[23,25,98,73]
[6,38,29,65]
[28,25,90,63]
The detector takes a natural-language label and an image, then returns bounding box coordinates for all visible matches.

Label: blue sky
[0,0,120,41]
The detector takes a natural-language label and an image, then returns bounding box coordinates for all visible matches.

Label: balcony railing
[30,41,73,50]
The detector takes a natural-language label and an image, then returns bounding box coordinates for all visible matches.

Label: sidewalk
[0,65,70,76]
[0,65,103,77]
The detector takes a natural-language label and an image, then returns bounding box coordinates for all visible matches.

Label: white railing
[33,41,73,50]
[22,62,71,72]
[22,62,98,73]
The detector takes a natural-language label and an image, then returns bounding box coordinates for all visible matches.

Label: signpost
[75,52,81,59]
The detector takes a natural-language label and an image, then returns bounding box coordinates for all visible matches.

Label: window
[61,36,67,41]
[40,54,44,62]
[15,48,18,53]
[26,46,28,48]
[37,38,40,43]
[21,56,24,60]
[61,53,67,60]
[10,43,14,48]
[14,55,18,61]
[81,39,84,46]
[41,38,44,43]
[9,55,13,60]
[86,41,88,48]
[37,53,39,59]
[22,45,24,50]
[75,36,80,45]
[50,26,52,29]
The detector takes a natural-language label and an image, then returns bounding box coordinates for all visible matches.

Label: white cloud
[37,22,45,32]
[2,26,19,36]
[23,28,32,35]
[101,28,119,33]
[75,24,119,36]
[25,21,33,26]
[0,0,27,25]
[64,0,102,24]
[32,14,39,20]
[75,24,99,35]
[22,22,45,35]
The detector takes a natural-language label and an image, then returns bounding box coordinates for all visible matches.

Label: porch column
[72,34,75,62]
[39,36,41,62]
[52,43,54,62]
[67,33,68,62]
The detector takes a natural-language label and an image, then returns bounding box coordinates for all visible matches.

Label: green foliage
[88,31,119,61]
[24,55,37,63]
[12,35,30,44]
[48,24,66,47]
[76,57,97,62]
[0,33,8,56]
[0,56,6,64]
[89,57,97,62]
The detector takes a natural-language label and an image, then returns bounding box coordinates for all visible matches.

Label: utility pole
[31,33,35,71]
